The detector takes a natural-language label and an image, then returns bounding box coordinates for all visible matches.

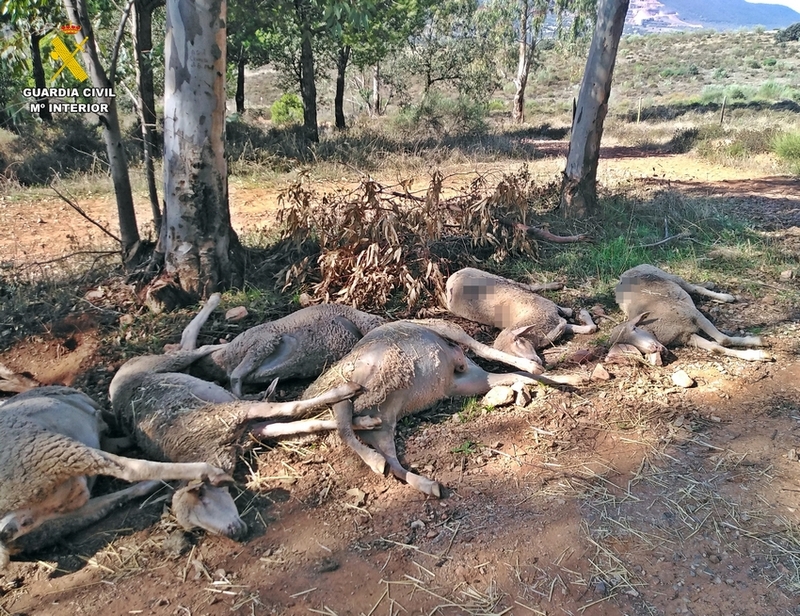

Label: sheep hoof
[206,469,235,486]
[404,472,442,498]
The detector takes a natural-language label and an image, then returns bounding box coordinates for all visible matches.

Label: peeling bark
[561,0,630,218]
[161,0,243,298]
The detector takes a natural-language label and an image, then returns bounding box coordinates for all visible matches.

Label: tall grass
[772,132,800,174]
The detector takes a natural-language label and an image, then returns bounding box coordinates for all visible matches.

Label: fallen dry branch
[516,223,591,244]
[272,167,582,313]
[49,177,123,246]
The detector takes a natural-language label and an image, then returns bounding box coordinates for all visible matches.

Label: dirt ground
[1,150,800,616]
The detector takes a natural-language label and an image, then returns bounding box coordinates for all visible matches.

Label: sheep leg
[332,400,387,475]
[95,451,233,485]
[8,481,162,557]
[250,415,382,439]
[556,306,574,318]
[565,309,598,335]
[511,280,565,293]
[451,362,582,396]
[358,425,441,498]
[544,320,568,343]
[678,280,735,303]
[693,312,763,347]
[689,334,772,361]
[179,293,222,351]
[408,319,545,375]
[243,382,362,421]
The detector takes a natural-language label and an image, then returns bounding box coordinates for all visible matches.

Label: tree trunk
[334,45,349,130]
[235,52,245,113]
[372,63,382,117]
[511,1,533,124]
[161,0,243,298]
[131,0,162,235]
[299,26,318,143]
[560,0,629,219]
[30,32,52,123]
[64,0,141,261]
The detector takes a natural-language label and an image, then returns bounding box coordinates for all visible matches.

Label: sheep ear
[631,312,650,327]
[511,325,538,338]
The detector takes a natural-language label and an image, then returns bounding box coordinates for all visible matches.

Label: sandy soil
[1,150,799,616]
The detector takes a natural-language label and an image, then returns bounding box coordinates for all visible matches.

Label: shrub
[270,93,304,126]
[0,116,106,185]
[772,132,800,173]
[775,22,800,42]
[393,93,487,138]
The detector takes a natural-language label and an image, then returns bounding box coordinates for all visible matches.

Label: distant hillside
[627,0,800,32]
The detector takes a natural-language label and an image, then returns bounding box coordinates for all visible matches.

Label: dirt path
[1,152,799,616]
[2,150,796,268]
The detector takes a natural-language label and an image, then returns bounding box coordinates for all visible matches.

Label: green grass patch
[772,131,800,174]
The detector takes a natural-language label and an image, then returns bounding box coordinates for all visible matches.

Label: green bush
[270,93,304,126]
[772,132,800,174]
[393,92,487,138]
[0,116,106,185]
[775,22,800,42]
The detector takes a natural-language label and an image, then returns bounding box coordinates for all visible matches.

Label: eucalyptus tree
[227,0,270,113]
[491,0,595,123]
[160,0,243,297]
[63,0,143,262]
[561,0,629,217]
[401,0,501,103]
[342,0,431,122]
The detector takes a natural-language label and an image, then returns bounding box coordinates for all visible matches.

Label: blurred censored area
[462,281,516,328]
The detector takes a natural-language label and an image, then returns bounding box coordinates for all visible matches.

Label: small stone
[647,351,664,366]
[85,288,104,300]
[672,370,695,388]
[708,554,720,564]
[298,293,313,307]
[591,363,611,381]
[482,385,515,407]
[346,487,367,506]
[788,448,798,461]
[119,314,134,326]
[426,530,438,539]
[410,519,425,529]
[779,269,794,281]
[313,558,339,573]
[225,306,249,322]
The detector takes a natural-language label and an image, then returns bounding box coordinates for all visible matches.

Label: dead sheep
[609,264,771,361]
[109,294,372,538]
[193,304,386,397]
[0,386,231,569]
[302,319,582,498]
[445,267,597,363]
